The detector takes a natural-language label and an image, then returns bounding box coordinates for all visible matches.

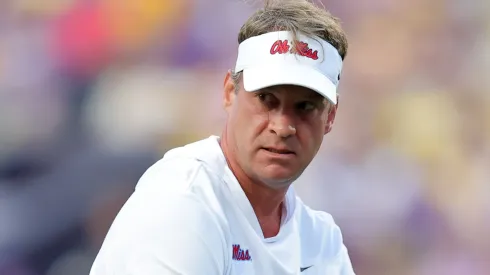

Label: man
[90,0,354,274]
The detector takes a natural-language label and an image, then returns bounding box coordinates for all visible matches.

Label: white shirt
[89,136,355,275]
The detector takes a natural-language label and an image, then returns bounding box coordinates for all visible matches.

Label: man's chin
[257,167,300,188]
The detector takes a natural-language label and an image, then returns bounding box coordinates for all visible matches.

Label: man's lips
[262,147,296,155]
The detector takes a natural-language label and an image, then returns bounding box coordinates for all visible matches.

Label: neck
[220,129,288,237]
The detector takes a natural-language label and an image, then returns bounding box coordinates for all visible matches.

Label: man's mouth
[263,147,295,155]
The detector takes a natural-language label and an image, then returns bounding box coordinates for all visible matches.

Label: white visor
[234,31,343,104]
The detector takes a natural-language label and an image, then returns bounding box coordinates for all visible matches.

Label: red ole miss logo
[232,244,252,261]
[270,39,319,60]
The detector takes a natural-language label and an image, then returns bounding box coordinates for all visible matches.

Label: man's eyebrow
[304,93,326,103]
[306,93,324,99]
[260,87,278,93]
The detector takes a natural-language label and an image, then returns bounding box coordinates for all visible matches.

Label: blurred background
[0,0,489,274]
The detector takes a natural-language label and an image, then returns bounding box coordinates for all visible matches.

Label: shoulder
[135,137,227,194]
[126,153,226,235]
[92,178,229,273]
[92,192,229,274]
[112,186,225,240]
[295,198,356,274]
[135,156,206,192]
[127,137,229,231]
[99,142,225,250]
[91,138,233,273]
[106,151,226,243]
[295,198,345,258]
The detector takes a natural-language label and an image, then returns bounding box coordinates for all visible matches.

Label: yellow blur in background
[0,0,489,275]
[101,0,190,52]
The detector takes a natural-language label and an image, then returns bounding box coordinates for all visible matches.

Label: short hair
[232,0,348,91]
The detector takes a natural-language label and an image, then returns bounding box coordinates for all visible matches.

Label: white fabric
[235,31,343,104]
[89,136,355,275]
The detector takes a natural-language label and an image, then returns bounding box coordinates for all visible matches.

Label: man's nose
[268,111,297,138]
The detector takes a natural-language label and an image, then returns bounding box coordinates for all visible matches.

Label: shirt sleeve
[314,211,356,275]
[339,244,355,275]
[90,163,228,275]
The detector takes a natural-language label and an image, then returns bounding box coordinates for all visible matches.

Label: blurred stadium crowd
[0,0,489,274]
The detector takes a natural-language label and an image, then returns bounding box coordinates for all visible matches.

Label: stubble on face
[225,81,333,189]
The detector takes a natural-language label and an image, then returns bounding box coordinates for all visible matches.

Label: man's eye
[257,92,274,103]
[297,101,316,111]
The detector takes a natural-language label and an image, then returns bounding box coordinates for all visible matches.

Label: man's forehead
[261,85,325,100]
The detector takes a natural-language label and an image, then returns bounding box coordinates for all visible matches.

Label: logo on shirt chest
[300,265,313,272]
[232,244,252,261]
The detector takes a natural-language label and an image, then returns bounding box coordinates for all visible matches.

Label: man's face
[223,71,338,189]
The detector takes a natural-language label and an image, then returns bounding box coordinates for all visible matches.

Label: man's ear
[324,95,339,134]
[223,70,237,113]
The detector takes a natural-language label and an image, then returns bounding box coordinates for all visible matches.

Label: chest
[228,249,344,275]
[225,226,344,275]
